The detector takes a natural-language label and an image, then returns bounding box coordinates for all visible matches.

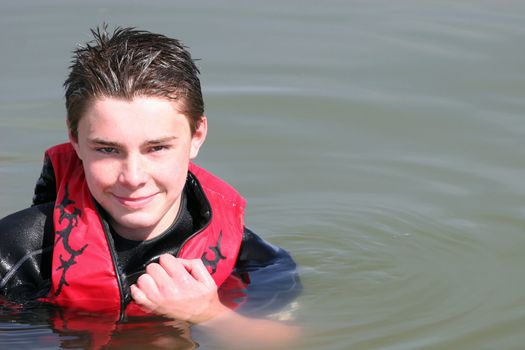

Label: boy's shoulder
[0,202,54,236]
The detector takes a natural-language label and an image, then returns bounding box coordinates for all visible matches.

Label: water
[1,0,525,349]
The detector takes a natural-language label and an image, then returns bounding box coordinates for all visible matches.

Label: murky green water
[1,1,525,349]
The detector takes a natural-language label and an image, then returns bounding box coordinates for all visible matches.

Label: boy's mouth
[112,193,158,208]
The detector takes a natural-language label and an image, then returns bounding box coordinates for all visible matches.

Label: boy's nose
[118,154,148,188]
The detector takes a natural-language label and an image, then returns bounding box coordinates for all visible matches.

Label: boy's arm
[130,230,302,346]
[129,228,302,321]
[234,227,302,317]
[0,203,55,300]
[130,254,300,347]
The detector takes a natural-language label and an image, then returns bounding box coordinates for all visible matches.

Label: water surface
[1,1,525,349]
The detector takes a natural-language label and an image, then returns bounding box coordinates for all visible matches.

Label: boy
[0,26,299,332]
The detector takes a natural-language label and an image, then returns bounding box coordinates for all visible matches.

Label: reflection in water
[0,301,197,350]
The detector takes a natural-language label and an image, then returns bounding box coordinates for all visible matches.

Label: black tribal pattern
[54,183,88,296]
[201,231,226,274]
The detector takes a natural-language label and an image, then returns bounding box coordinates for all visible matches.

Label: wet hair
[64,25,204,138]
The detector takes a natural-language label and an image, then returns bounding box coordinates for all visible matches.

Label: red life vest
[39,143,246,315]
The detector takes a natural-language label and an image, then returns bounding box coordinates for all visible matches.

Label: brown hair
[64,25,204,138]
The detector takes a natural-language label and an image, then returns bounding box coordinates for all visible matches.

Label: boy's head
[64,26,204,139]
[65,26,208,241]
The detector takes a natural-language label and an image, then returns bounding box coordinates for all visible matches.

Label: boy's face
[70,96,207,240]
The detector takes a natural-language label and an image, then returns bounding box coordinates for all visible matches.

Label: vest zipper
[175,216,212,257]
[95,205,128,321]
[176,172,213,257]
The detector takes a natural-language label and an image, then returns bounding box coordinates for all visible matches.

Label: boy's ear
[67,124,82,160]
[190,116,208,160]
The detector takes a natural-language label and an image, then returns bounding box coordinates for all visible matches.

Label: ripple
[264,184,523,348]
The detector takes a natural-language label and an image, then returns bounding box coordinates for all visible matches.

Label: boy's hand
[130,254,228,323]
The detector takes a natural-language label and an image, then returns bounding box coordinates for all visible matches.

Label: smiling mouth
[112,193,158,208]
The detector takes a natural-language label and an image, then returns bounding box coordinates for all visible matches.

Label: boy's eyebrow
[143,136,178,145]
[88,136,178,147]
[88,138,121,147]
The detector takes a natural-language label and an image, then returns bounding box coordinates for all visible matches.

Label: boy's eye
[96,147,118,154]
[149,145,170,152]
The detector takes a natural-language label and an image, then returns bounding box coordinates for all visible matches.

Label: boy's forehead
[78,96,193,136]
[82,97,191,121]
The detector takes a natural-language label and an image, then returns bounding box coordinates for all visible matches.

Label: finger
[130,284,155,310]
[136,271,162,300]
[159,254,193,283]
[145,261,174,291]
[180,258,216,288]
